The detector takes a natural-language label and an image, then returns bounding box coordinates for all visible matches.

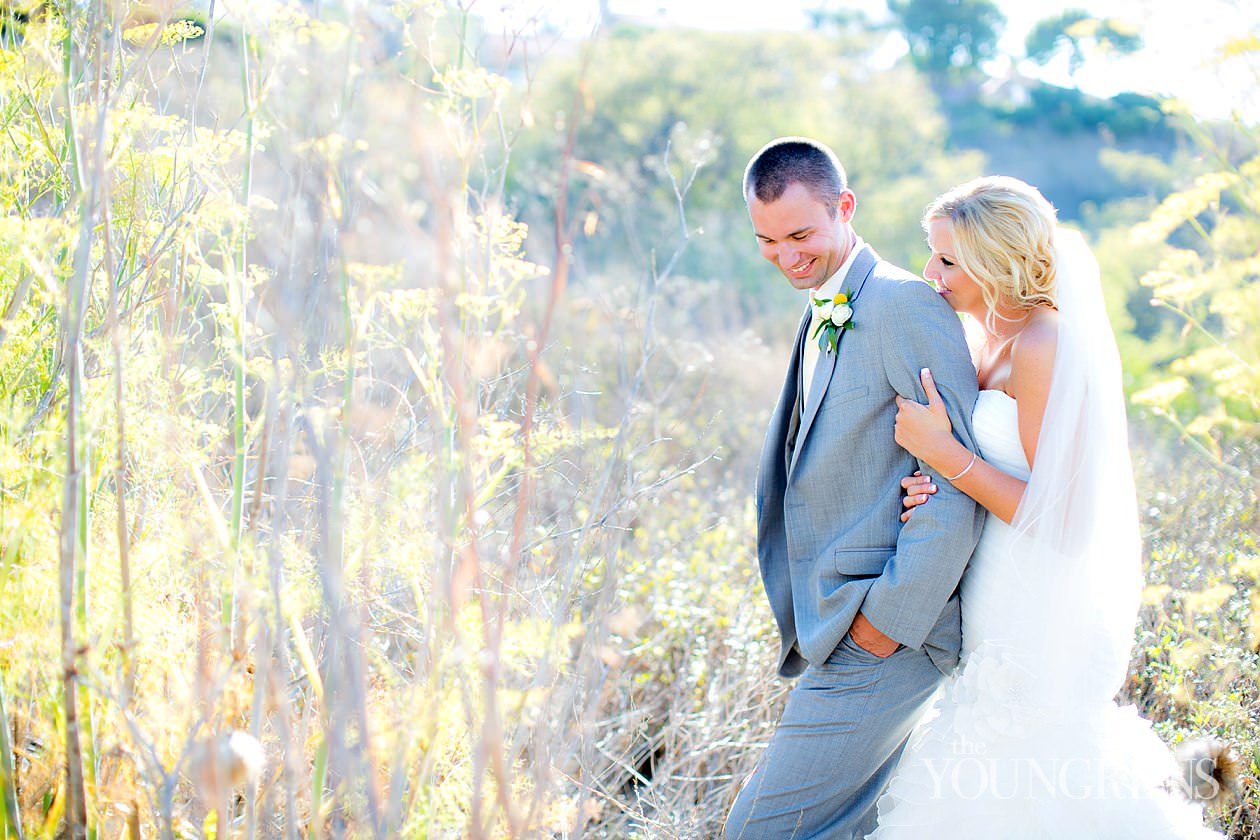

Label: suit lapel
[789,246,878,478]
[783,305,811,473]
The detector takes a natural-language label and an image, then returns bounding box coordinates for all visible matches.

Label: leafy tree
[806,6,883,35]
[886,0,1006,78]
[511,24,983,309]
[1128,86,1260,470]
[1129,158,1260,466]
[1025,9,1143,76]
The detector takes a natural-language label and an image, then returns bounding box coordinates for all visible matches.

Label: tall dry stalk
[230,12,253,547]
[104,191,137,711]
[56,1,115,834]
[0,676,21,839]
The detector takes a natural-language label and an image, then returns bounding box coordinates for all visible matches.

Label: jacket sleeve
[858,279,985,649]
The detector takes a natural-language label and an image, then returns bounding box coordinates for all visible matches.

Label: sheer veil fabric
[1004,227,1142,706]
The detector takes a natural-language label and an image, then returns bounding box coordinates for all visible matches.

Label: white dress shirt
[802,236,866,407]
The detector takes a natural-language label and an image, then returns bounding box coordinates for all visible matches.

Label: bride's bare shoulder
[1009,308,1058,392]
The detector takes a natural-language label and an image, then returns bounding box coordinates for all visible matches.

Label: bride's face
[924,218,984,317]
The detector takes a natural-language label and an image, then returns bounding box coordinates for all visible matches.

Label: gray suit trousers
[723,638,943,839]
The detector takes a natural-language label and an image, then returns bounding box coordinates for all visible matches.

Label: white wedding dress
[869,390,1220,839]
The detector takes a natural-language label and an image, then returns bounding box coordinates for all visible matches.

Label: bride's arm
[895,388,1026,525]
[894,317,1057,525]
[1007,315,1056,470]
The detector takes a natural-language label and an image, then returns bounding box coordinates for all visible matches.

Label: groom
[724,138,984,838]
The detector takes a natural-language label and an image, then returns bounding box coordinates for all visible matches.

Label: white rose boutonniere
[811,289,856,353]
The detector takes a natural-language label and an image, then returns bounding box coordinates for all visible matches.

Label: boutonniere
[810,290,856,353]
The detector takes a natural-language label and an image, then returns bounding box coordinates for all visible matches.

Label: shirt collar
[810,235,866,304]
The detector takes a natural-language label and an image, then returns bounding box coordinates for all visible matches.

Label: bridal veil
[1005,227,1144,705]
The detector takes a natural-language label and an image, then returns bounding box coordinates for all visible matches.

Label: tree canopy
[513,25,982,298]
[887,0,1006,78]
[1025,9,1144,76]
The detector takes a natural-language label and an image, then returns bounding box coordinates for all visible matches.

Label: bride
[870,176,1220,838]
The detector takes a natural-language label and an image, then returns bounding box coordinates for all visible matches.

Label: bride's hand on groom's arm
[895,368,973,478]
[902,365,1029,526]
[900,471,937,522]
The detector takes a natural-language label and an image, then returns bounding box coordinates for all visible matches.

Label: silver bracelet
[942,451,977,482]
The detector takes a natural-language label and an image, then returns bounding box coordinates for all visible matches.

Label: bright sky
[481,0,1260,122]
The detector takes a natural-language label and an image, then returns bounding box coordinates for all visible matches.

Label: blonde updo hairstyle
[924,176,1059,334]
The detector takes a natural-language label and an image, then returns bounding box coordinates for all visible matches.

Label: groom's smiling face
[748,181,856,291]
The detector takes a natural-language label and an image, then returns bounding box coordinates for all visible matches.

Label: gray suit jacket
[755,245,985,678]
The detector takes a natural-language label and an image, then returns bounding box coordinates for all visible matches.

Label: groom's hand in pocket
[849,611,900,658]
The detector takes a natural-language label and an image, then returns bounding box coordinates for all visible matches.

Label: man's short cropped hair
[743,137,848,217]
